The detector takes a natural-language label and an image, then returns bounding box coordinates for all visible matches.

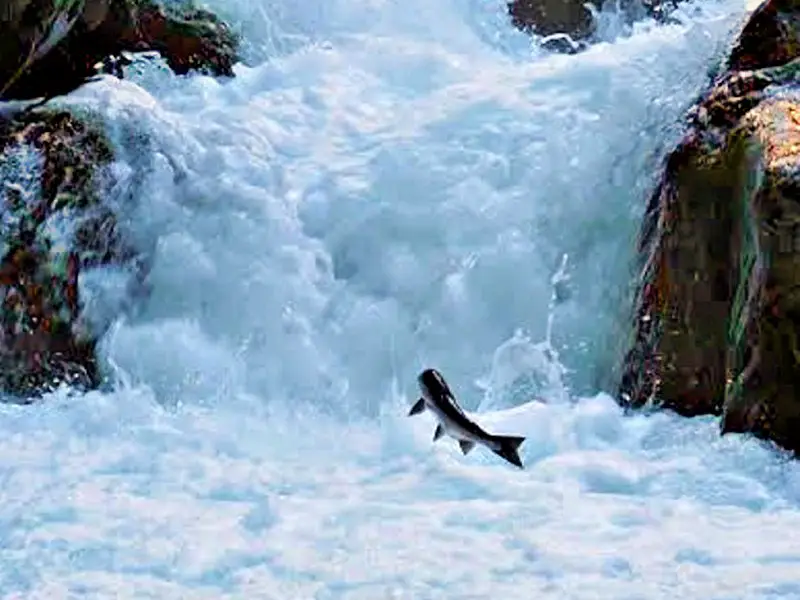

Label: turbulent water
[5,0,800,598]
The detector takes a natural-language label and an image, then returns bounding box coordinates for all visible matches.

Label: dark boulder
[507,0,681,47]
[508,0,594,40]
[618,0,800,453]
[0,0,239,102]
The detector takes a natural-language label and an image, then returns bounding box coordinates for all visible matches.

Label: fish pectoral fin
[433,424,445,441]
[458,439,476,455]
[408,398,426,417]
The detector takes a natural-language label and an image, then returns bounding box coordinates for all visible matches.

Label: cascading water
[5,1,800,598]
[71,0,738,413]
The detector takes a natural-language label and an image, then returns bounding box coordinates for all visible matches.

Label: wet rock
[619,0,800,452]
[720,96,800,452]
[507,0,681,49]
[728,0,800,72]
[508,0,594,40]
[0,0,237,398]
[0,0,239,102]
[0,108,145,398]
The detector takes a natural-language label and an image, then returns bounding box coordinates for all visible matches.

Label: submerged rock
[619,0,800,452]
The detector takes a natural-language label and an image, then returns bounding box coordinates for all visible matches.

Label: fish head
[417,368,450,403]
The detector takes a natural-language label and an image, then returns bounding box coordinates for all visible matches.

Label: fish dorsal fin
[408,398,425,416]
[459,440,476,455]
[433,424,445,441]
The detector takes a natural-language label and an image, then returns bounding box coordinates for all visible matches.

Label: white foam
[59,0,745,408]
[2,385,800,598]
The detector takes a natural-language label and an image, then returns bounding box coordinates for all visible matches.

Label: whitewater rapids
[4,0,797,598]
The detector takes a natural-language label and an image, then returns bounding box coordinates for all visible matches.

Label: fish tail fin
[491,435,526,469]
